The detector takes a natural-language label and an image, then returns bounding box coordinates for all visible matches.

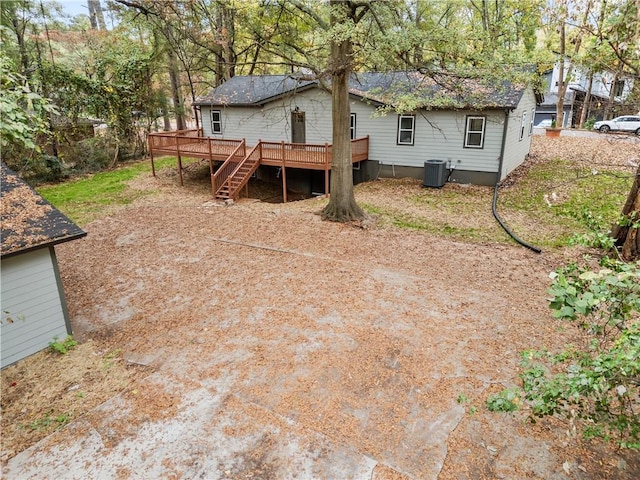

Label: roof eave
[1,231,87,259]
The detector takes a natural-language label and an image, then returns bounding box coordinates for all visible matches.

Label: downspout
[493,109,542,254]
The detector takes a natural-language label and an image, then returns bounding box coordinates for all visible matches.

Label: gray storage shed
[1,164,86,368]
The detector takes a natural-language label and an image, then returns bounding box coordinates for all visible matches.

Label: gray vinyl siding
[201,86,534,177]
[202,89,333,145]
[501,87,537,179]
[1,247,70,368]
[351,101,504,174]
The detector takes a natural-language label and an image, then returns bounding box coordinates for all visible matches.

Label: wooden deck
[148,129,369,201]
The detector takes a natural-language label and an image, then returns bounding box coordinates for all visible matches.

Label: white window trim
[464,116,485,149]
[397,114,415,145]
[529,108,535,136]
[211,109,222,134]
[350,113,356,140]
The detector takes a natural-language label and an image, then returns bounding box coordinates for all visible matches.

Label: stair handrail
[223,143,262,200]
[212,140,245,196]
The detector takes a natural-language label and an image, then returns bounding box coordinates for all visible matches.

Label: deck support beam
[176,136,184,186]
[149,135,156,177]
[324,143,330,198]
[281,141,288,203]
[208,139,215,197]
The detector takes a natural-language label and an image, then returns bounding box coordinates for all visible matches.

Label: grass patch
[358,155,633,250]
[554,172,630,224]
[37,156,178,225]
[499,162,632,246]
[361,201,500,243]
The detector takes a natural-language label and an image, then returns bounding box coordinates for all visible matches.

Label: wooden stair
[214,144,261,200]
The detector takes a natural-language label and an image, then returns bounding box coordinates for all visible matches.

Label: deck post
[149,134,156,177]
[324,143,330,198]
[366,135,369,160]
[281,141,287,203]
[176,136,183,186]
[208,137,215,196]
[242,139,248,199]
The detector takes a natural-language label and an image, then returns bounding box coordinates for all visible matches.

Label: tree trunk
[605,63,623,119]
[611,164,640,261]
[556,23,566,128]
[167,50,185,131]
[10,15,30,78]
[321,1,365,223]
[578,70,593,129]
[88,0,106,30]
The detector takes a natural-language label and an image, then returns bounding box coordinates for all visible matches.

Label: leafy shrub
[63,135,118,174]
[4,152,68,184]
[520,260,640,449]
[49,335,78,355]
[566,208,616,250]
[486,389,521,413]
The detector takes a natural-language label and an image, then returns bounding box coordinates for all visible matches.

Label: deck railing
[260,141,331,167]
[148,129,202,150]
[150,132,368,167]
[351,136,369,162]
[149,130,243,156]
[148,132,369,195]
[212,140,246,195]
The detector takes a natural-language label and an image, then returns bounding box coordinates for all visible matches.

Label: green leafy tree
[0,52,57,153]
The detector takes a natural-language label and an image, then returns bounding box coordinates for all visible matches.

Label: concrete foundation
[373,162,498,186]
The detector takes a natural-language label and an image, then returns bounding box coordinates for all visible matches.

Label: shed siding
[201,86,534,176]
[1,247,70,367]
[501,87,536,179]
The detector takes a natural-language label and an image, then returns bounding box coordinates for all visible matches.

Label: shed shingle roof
[194,72,527,110]
[1,164,86,258]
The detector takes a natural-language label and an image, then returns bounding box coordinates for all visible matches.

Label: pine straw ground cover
[1,133,639,478]
[0,342,152,463]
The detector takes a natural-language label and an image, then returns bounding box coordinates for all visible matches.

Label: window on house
[350,113,356,140]
[464,116,485,148]
[529,108,535,136]
[211,110,222,134]
[520,111,527,141]
[614,80,625,97]
[397,114,415,145]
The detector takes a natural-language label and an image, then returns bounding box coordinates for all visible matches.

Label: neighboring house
[535,63,634,128]
[1,164,86,368]
[192,72,538,189]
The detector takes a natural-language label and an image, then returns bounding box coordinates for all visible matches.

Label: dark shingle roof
[1,164,86,258]
[194,75,317,106]
[194,72,527,110]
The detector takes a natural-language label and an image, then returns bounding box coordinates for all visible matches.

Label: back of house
[193,72,537,191]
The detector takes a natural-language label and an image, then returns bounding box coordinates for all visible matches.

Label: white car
[593,116,640,135]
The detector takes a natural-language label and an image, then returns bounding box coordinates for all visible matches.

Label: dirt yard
[2,135,640,479]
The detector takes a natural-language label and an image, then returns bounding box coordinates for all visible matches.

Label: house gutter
[493,109,542,254]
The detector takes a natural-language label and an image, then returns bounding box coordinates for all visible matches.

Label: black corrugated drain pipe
[494,109,542,254]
